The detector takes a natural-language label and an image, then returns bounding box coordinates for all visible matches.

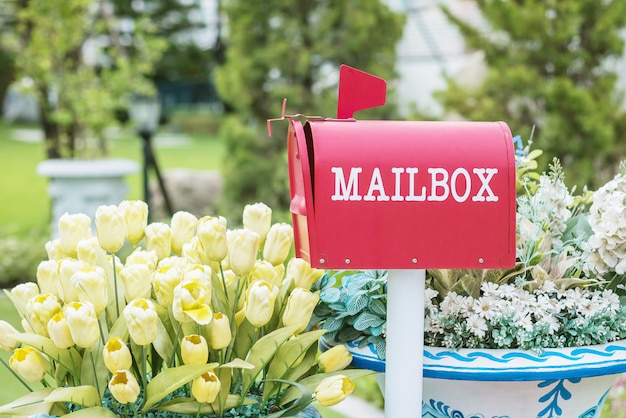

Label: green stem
[219,264,229,303]
[195,401,202,418]
[112,254,120,318]
[141,345,148,394]
[0,356,33,392]
[169,323,184,367]
[89,349,101,396]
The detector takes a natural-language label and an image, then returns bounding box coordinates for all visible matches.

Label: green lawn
[0,121,224,235]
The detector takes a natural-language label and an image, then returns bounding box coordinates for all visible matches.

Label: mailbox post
[273,65,517,415]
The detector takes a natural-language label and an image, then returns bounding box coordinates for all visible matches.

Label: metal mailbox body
[287,119,516,270]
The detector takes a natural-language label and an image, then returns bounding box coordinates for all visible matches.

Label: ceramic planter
[321,337,626,418]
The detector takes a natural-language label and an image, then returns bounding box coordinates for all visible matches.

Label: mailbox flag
[337,65,386,119]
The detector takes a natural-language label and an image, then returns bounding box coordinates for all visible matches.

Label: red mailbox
[282,66,516,270]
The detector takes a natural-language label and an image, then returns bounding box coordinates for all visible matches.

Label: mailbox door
[304,120,516,270]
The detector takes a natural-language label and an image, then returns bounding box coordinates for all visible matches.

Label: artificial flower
[170,211,198,255]
[244,280,279,328]
[9,346,49,382]
[145,222,171,260]
[64,301,99,348]
[95,205,126,253]
[108,370,140,404]
[209,312,232,350]
[172,279,213,325]
[314,374,355,407]
[103,337,132,374]
[317,344,353,373]
[227,228,260,276]
[119,200,148,245]
[123,298,159,346]
[192,370,221,403]
[57,213,91,257]
[243,202,272,241]
[0,320,19,351]
[181,334,209,365]
[263,223,294,266]
[196,216,228,263]
[282,288,319,333]
[47,312,75,349]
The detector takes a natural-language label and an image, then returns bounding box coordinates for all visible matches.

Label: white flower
[465,314,487,338]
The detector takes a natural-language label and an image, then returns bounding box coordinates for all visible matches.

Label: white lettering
[364,168,390,201]
[331,167,363,201]
[451,168,471,202]
[472,168,499,202]
[391,167,404,201]
[427,168,449,201]
[405,168,426,201]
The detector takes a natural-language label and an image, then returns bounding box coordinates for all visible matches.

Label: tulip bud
[172,279,213,325]
[244,280,279,328]
[76,237,107,266]
[263,223,293,266]
[109,370,140,404]
[45,239,66,261]
[124,298,158,346]
[47,312,75,349]
[37,260,59,296]
[314,374,355,407]
[103,337,132,374]
[318,345,353,373]
[125,248,159,271]
[10,346,49,382]
[282,288,319,333]
[72,265,108,315]
[181,334,209,365]
[64,301,100,348]
[29,293,62,336]
[118,200,148,245]
[192,371,221,404]
[170,211,198,255]
[152,265,183,306]
[121,264,152,302]
[287,258,324,290]
[249,260,279,286]
[209,312,232,350]
[58,213,92,258]
[11,282,39,306]
[57,258,85,303]
[95,205,127,253]
[145,222,172,260]
[197,216,228,262]
[243,202,272,242]
[0,320,19,351]
[227,229,260,276]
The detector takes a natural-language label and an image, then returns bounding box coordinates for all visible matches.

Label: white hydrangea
[586,172,626,274]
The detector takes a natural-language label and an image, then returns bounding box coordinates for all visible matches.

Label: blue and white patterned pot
[321,337,626,418]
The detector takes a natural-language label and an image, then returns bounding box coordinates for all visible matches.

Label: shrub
[0,230,46,288]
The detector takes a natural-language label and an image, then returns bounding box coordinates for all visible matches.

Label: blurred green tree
[12,0,165,159]
[437,0,626,188]
[214,0,405,221]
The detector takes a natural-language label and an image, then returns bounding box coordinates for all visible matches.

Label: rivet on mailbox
[271,64,516,271]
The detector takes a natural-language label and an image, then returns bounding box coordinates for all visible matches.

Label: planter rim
[321,336,626,381]
[36,158,140,178]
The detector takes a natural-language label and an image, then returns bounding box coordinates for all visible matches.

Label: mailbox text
[330,167,499,203]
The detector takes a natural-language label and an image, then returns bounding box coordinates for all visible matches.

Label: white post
[385,269,425,417]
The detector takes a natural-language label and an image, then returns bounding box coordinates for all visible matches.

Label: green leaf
[0,387,55,415]
[44,385,100,408]
[65,406,119,417]
[80,340,108,397]
[152,316,174,364]
[142,362,218,412]
[240,325,299,399]
[353,312,385,331]
[13,332,82,375]
[263,379,313,418]
[157,395,254,414]
[279,369,376,406]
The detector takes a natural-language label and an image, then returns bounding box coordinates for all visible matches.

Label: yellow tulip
[145,222,172,260]
[317,345,353,373]
[287,258,324,290]
[10,282,39,306]
[36,260,59,297]
[172,279,213,325]
[249,260,279,286]
[76,237,107,266]
[108,370,140,404]
[10,346,49,382]
[244,280,279,328]
[181,334,209,365]
[209,312,232,350]
[103,337,132,374]
[123,298,158,346]
[58,258,85,303]
[191,370,221,403]
[95,205,127,253]
[118,200,148,245]
[45,238,66,261]
[314,374,355,407]
[47,312,75,349]
[243,202,272,242]
[152,265,183,306]
[227,229,260,276]
[121,264,152,302]
[28,293,62,336]
[263,223,293,266]
[0,320,19,351]
[170,211,198,255]
[72,265,108,315]
[125,248,159,271]
[57,212,92,258]
[281,288,319,333]
[196,216,228,262]
[183,264,212,287]
[64,301,100,348]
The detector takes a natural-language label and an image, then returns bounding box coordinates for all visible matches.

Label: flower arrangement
[313,137,626,356]
[0,202,369,417]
